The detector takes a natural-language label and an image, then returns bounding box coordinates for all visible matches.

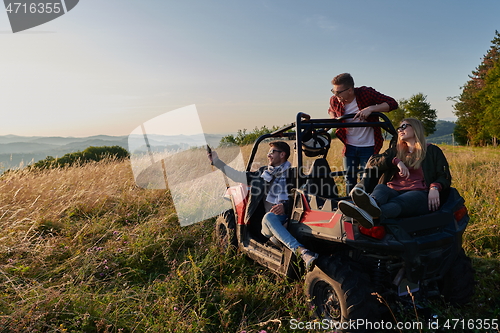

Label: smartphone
[206,145,213,165]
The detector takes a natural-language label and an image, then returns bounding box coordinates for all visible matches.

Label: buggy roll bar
[245,121,298,172]
[294,112,396,186]
[245,112,397,189]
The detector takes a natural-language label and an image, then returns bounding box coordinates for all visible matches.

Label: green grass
[0,145,499,332]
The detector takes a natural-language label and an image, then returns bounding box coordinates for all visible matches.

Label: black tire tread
[441,248,475,304]
[214,210,237,249]
[305,254,378,332]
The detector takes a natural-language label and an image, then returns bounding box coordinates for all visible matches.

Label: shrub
[30,145,129,170]
[219,125,282,147]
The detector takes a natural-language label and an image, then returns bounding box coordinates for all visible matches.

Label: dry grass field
[0,142,499,332]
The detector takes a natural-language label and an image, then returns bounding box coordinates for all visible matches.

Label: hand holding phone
[206,145,213,165]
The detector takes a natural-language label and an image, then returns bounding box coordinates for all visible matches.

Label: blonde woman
[338,118,452,228]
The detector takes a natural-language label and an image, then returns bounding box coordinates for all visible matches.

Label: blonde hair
[396,118,427,169]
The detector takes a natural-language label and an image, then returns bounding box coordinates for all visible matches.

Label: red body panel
[302,210,341,228]
[298,192,355,241]
[226,184,249,225]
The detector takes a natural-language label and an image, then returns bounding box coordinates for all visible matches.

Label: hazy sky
[1,0,499,137]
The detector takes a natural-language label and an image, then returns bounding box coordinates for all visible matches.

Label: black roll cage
[245,112,397,190]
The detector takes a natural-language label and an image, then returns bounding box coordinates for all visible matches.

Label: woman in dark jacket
[338,118,452,228]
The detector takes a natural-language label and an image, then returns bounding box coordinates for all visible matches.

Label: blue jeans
[371,184,430,220]
[261,212,303,252]
[344,144,375,195]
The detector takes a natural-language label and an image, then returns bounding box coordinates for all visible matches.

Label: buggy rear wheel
[304,255,378,332]
[440,248,475,304]
[214,210,237,250]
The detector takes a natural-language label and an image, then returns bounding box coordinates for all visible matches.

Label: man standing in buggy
[328,73,399,195]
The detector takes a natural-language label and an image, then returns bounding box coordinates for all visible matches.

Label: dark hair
[269,141,290,159]
[332,73,355,88]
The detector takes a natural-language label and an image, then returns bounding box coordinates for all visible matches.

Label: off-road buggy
[214,112,474,330]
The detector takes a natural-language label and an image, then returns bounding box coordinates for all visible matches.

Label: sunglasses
[330,87,350,95]
[397,123,412,132]
[268,149,283,155]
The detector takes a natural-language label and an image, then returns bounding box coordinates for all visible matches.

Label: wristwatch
[430,186,439,191]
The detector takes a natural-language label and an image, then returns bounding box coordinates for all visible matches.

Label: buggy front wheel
[214,210,237,250]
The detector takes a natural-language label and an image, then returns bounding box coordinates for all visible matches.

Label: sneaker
[338,200,374,229]
[350,187,381,218]
[300,248,319,271]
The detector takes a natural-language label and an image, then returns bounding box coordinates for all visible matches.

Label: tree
[452,119,469,145]
[479,58,500,145]
[219,125,282,147]
[394,93,437,136]
[451,30,500,145]
[386,105,406,130]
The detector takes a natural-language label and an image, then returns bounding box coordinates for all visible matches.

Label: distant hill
[0,133,226,172]
[0,142,60,154]
[426,120,456,145]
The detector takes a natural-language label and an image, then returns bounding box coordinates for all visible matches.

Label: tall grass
[441,145,500,257]
[0,144,499,332]
[0,158,310,332]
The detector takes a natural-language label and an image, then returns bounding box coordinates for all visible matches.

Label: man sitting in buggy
[208,141,319,270]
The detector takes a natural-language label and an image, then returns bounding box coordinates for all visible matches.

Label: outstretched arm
[207,149,247,183]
